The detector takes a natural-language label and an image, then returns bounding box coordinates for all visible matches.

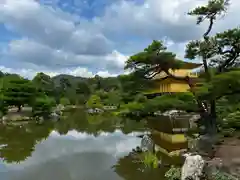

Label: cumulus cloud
[4,39,127,70]
[0,65,119,79]
[0,0,239,78]
[0,0,112,55]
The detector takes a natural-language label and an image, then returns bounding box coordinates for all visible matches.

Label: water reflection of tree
[0,110,146,163]
[54,110,146,136]
[113,150,168,180]
[0,122,54,163]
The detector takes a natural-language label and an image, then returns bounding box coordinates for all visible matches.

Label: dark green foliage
[32,95,56,118]
[0,102,7,116]
[223,111,240,129]
[144,93,197,113]
[121,102,144,113]
[2,75,36,110]
[76,81,91,95]
[188,0,229,25]
[60,97,70,106]
[196,70,240,100]
[125,41,183,80]
[185,28,240,71]
[86,94,103,109]
[0,71,4,78]
[164,166,181,180]
[32,72,55,97]
[134,93,147,103]
[103,91,122,106]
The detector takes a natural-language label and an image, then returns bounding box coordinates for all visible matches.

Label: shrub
[221,128,235,137]
[122,102,144,112]
[0,101,7,117]
[32,96,56,118]
[165,166,181,180]
[60,97,70,106]
[222,111,240,129]
[86,94,103,109]
[141,152,159,169]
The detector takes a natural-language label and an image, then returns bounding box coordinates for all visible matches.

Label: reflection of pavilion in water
[113,115,192,180]
[147,114,191,160]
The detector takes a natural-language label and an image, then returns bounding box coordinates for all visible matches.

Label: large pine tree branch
[204,16,215,39]
[163,70,208,113]
[216,90,240,100]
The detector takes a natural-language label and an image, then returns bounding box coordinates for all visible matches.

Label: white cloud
[3,38,128,72]
[0,0,112,55]
[0,65,120,79]
[0,0,239,78]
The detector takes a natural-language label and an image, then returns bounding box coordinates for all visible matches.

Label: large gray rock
[140,134,155,152]
[162,110,186,117]
[50,112,60,122]
[181,153,205,180]
[87,108,104,114]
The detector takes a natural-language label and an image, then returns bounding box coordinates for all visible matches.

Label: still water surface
[0,110,171,180]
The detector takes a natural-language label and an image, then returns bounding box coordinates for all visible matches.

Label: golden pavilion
[144,61,202,96]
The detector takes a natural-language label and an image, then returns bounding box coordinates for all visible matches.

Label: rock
[87,108,104,114]
[197,134,218,157]
[103,106,117,110]
[181,153,205,180]
[162,110,186,117]
[50,112,60,122]
[35,116,44,123]
[153,111,162,116]
[140,134,155,152]
[1,116,7,121]
[189,114,201,129]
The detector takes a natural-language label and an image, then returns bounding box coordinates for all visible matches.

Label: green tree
[32,72,55,96]
[125,0,239,134]
[75,81,91,104]
[86,94,103,109]
[135,93,147,103]
[60,77,71,96]
[0,71,4,78]
[60,97,70,106]
[2,75,36,112]
[185,0,239,133]
[103,91,122,106]
[32,95,56,118]
[76,81,91,95]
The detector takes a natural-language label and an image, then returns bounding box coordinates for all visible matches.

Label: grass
[141,152,159,169]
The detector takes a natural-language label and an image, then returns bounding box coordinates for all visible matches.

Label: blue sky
[0,0,239,79]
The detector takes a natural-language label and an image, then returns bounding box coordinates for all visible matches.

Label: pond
[0,109,182,180]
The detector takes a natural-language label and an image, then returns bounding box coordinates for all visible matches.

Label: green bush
[222,111,240,129]
[0,101,7,117]
[165,166,181,180]
[86,94,103,109]
[143,93,197,113]
[32,96,56,118]
[60,97,70,106]
[209,170,236,180]
[221,128,235,137]
[122,102,144,112]
[141,152,159,169]
[135,93,147,103]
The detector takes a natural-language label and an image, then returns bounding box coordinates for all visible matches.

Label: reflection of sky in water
[0,130,143,180]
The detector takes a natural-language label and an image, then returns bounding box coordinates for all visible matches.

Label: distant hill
[51,74,88,87]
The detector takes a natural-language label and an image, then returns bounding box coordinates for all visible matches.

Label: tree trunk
[166,71,217,135]
[17,105,22,112]
[202,56,218,134]
[186,77,218,134]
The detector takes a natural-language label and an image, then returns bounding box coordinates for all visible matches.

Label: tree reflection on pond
[0,109,146,163]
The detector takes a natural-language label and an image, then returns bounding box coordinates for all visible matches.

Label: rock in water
[50,112,60,122]
[141,135,154,152]
[181,153,205,180]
